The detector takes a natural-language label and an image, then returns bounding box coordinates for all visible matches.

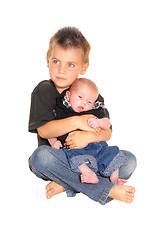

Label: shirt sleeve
[91,107,110,119]
[28,80,58,133]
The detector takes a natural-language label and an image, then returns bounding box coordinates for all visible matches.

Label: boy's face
[47,46,89,93]
[66,84,98,113]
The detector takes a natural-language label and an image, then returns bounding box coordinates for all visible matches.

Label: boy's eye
[88,100,92,105]
[68,63,74,68]
[78,95,82,99]
[53,60,60,65]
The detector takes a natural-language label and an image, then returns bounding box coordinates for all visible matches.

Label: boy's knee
[125,151,137,174]
[29,145,52,170]
[119,150,137,179]
[129,153,137,172]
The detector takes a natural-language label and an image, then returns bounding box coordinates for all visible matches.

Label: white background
[0,0,164,239]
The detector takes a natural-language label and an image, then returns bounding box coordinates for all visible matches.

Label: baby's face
[66,85,98,112]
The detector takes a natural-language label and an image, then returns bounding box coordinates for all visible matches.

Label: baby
[49,78,127,185]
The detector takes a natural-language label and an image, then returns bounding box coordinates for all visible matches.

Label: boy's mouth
[56,77,66,80]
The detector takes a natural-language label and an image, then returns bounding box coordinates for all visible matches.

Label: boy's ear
[46,55,50,68]
[80,62,89,75]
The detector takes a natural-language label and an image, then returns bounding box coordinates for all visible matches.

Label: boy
[48,78,127,185]
[28,27,136,203]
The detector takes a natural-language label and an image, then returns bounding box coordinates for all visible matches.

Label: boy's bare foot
[80,172,99,184]
[108,185,135,203]
[45,181,64,199]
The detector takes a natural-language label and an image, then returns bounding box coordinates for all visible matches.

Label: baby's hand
[88,118,100,129]
[52,140,63,149]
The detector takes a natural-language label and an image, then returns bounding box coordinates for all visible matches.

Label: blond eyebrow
[51,57,59,60]
[68,61,77,65]
[51,57,76,65]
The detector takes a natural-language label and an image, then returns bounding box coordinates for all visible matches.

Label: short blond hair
[47,27,91,63]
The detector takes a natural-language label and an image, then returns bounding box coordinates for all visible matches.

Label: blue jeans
[64,145,127,177]
[29,146,137,205]
[63,142,120,174]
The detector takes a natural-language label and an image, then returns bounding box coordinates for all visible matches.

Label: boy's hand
[65,128,112,149]
[64,131,92,149]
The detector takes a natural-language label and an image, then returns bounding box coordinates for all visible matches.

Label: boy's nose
[58,65,66,74]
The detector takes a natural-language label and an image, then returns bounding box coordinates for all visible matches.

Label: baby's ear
[66,91,70,101]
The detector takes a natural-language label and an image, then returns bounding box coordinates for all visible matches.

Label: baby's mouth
[77,106,84,112]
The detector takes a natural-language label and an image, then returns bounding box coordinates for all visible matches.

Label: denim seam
[98,183,115,205]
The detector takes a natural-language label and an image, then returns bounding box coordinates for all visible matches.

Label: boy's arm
[37,114,99,139]
[65,128,112,149]
[38,117,77,139]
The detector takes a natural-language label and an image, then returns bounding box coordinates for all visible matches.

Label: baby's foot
[117,178,127,185]
[110,169,119,184]
[110,169,127,185]
[109,185,135,204]
[80,172,99,184]
[45,181,64,199]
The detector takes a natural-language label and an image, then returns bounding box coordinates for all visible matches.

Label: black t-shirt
[28,79,110,146]
[28,80,59,146]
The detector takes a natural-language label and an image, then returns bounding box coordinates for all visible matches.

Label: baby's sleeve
[93,94,110,119]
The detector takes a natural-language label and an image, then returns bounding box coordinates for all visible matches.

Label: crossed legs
[29,147,136,204]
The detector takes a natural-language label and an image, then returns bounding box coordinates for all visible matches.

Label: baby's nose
[81,101,86,106]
